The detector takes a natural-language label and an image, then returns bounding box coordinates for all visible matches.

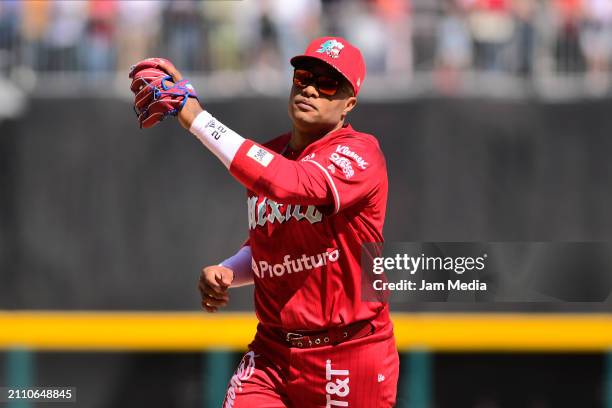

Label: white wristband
[219,245,254,287]
[189,111,245,168]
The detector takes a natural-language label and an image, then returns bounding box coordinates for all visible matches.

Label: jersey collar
[294,123,354,161]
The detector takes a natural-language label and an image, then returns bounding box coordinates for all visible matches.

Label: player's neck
[290,121,344,151]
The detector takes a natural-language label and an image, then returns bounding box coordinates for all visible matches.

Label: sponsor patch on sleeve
[246,145,274,167]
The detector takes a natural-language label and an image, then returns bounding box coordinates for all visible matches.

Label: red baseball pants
[222,321,399,408]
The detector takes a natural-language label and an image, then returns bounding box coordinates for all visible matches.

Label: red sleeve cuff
[229,140,276,190]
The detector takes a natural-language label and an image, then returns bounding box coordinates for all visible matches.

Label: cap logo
[316,39,344,59]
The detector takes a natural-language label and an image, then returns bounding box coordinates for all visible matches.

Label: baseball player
[129,36,398,407]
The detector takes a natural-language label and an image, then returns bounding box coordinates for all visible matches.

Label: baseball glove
[129,58,198,129]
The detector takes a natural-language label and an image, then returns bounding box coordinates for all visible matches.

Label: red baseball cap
[290,36,366,96]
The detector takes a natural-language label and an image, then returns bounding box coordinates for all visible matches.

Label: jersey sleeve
[229,135,385,213]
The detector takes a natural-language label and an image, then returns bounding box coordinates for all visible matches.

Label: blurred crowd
[1,0,612,94]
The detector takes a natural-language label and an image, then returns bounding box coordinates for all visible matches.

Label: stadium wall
[1,98,612,310]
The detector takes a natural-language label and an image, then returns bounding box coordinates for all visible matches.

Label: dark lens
[293,69,313,88]
[316,76,339,96]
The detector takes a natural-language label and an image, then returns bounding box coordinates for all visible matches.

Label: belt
[282,320,374,349]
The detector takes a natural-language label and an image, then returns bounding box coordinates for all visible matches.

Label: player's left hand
[128,57,200,129]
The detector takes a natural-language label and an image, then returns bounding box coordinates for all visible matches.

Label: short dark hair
[340,77,355,97]
[346,82,356,97]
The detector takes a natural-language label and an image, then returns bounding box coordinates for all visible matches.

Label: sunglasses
[293,69,341,96]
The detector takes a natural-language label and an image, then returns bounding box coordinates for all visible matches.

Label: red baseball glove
[128,58,198,128]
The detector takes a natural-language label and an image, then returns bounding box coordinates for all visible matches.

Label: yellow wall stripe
[0,312,611,352]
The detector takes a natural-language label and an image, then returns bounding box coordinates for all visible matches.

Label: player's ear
[342,96,357,117]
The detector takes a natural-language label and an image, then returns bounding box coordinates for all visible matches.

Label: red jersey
[229,124,389,331]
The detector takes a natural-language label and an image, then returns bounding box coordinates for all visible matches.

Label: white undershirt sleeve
[189,111,246,168]
[219,245,254,287]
